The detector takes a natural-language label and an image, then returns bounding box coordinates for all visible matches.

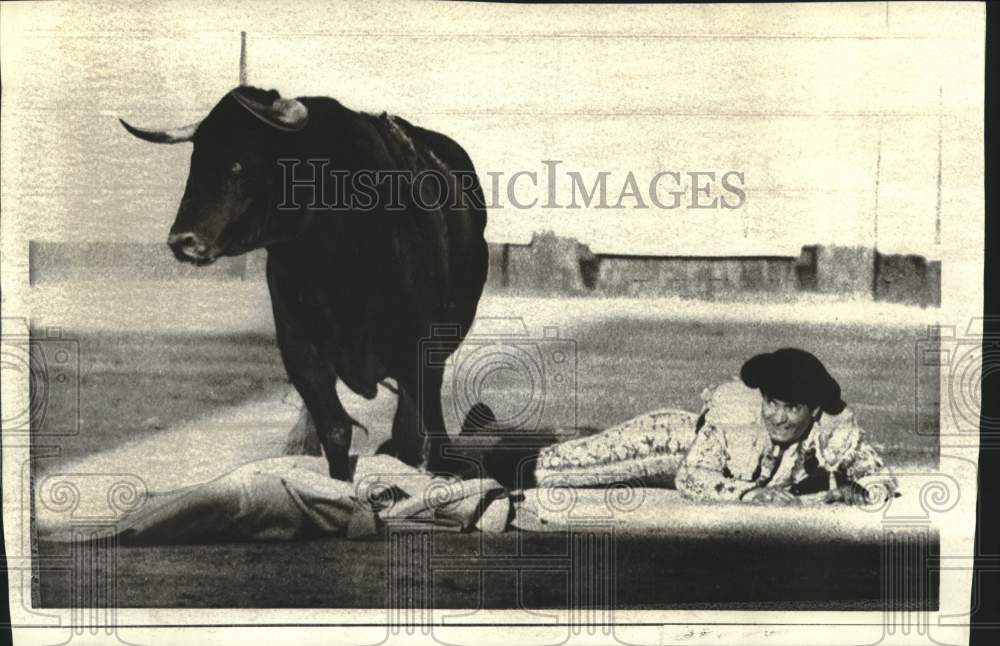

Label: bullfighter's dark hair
[740,347,846,415]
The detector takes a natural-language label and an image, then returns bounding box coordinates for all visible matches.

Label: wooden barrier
[27,238,942,306]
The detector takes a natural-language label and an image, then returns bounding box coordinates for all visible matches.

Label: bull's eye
[231,162,243,175]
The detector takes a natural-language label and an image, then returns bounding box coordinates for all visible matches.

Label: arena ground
[29,291,941,609]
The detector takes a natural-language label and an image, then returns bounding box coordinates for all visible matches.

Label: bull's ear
[230,89,308,132]
[270,98,309,130]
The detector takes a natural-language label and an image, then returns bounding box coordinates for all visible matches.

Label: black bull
[121,86,488,480]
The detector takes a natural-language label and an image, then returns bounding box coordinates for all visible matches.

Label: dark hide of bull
[121,86,488,480]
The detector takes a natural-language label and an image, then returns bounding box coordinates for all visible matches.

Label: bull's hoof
[327,455,358,482]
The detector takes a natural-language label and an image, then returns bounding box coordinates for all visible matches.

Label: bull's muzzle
[168,232,215,265]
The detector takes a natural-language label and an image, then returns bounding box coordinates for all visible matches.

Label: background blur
[1,1,984,309]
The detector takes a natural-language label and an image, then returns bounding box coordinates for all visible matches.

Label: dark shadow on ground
[36,529,939,610]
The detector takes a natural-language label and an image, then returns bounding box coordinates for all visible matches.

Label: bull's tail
[348,413,370,438]
[348,380,399,438]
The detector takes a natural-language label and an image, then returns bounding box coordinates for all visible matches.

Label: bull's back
[381,116,489,334]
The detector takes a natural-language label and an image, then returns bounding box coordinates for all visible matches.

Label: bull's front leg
[268,266,354,480]
[307,389,354,480]
[274,343,354,479]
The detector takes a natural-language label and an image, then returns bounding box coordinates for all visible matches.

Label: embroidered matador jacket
[675,380,897,502]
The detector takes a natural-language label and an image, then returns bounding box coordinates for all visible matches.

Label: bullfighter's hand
[823,482,870,505]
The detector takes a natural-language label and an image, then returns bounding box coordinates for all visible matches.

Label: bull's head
[120,86,309,265]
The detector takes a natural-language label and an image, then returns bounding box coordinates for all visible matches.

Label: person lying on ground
[675,348,897,505]
[533,347,896,506]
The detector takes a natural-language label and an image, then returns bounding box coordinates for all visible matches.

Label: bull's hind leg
[384,373,453,473]
[390,384,420,466]
[416,369,475,478]
[379,384,421,464]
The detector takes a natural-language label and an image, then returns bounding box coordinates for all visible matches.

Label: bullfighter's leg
[282,404,323,457]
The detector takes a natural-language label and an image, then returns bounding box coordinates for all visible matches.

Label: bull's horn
[119,118,200,144]
[230,90,309,132]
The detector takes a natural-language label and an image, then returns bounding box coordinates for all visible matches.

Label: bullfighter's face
[760,394,819,445]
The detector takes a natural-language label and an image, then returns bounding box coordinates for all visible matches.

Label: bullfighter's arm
[676,426,757,501]
[812,416,899,503]
[837,438,898,501]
